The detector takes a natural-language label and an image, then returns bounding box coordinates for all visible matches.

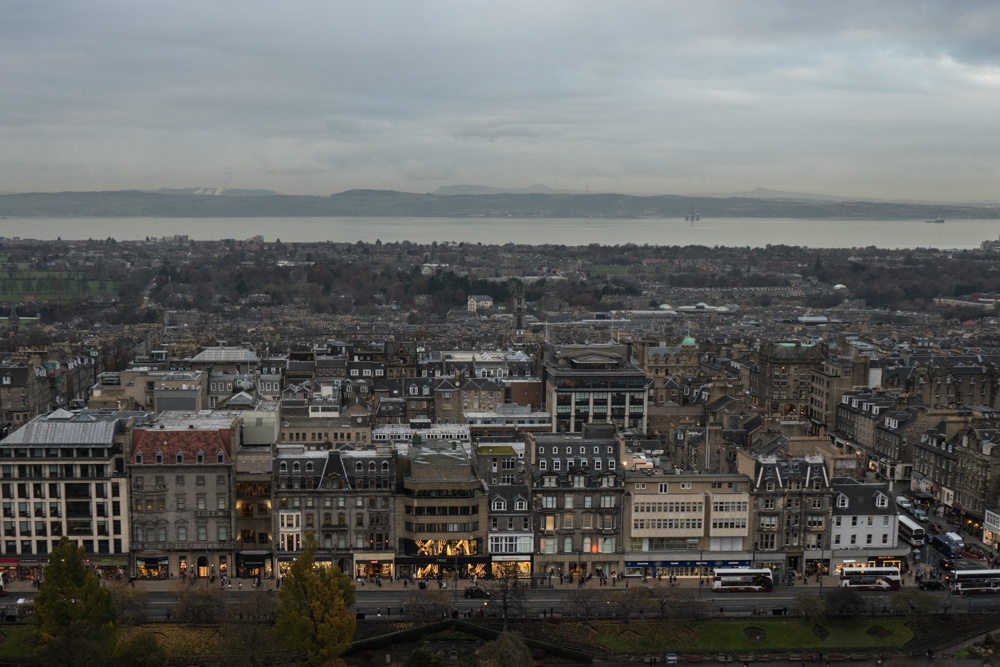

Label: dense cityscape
[4,234,1000,664]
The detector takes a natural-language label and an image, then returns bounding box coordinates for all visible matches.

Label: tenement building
[527,424,624,580]
[128,410,240,580]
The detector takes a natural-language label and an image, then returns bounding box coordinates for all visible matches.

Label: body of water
[1,216,999,249]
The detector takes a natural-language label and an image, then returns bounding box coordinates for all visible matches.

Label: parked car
[919,579,946,591]
[929,522,943,534]
[664,654,678,665]
[464,587,490,599]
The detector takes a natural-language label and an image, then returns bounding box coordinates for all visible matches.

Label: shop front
[354,552,394,581]
[0,557,45,584]
[490,554,532,578]
[236,551,273,579]
[623,557,749,579]
[136,555,169,580]
[395,555,491,582]
[88,556,129,581]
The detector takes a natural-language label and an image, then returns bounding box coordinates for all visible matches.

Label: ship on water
[925,217,945,223]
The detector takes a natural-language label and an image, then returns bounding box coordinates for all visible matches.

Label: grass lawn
[0,625,38,658]
[591,618,913,654]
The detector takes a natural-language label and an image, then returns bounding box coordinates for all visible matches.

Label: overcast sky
[3,1,999,201]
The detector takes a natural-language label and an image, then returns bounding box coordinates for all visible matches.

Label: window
[177,525,187,541]
[541,496,556,509]
[155,451,163,464]
[196,476,205,486]
[176,452,184,464]
[196,450,204,464]
[135,451,143,464]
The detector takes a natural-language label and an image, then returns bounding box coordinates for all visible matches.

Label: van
[896,496,913,509]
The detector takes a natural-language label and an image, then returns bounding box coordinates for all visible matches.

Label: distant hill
[434,184,583,195]
[0,188,998,220]
[146,187,279,197]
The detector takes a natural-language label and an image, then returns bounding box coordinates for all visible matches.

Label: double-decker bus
[711,568,774,592]
[949,569,1000,595]
[839,566,902,591]
[929,532,963,559]
[898,515,926,547]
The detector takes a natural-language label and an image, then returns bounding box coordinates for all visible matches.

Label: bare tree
[175,579,224,625]
[107,579,149,626]
[792,590,824,619]
[646,584,704,620]
[404,589,451,623]
[568,587,605,622]
[485,563,528,631]
[609,587,650,626]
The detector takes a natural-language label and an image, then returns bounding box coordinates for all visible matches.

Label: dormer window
[135,450,143,464]
[155,450,163,464]
[196,450,204,464]
[836,495,848,508]
[176,452,184,464]
[217,449,225,463]
[876,494,888,508]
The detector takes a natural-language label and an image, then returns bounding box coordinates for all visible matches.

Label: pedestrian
[239,581,243,590]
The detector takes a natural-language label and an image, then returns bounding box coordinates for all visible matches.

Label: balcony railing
[133,540,233,551]
[194,510,230,518]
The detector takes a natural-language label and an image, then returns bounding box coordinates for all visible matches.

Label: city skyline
[3,2,1000,202]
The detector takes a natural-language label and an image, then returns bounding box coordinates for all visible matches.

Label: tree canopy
[33,537,119,667]
[277,533,357,667]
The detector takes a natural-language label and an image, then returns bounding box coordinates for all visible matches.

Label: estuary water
[1,216,999,249]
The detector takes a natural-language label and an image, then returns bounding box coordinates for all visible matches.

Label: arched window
[305,462,313,473]
[355,462,363,472]
[381,461,389,472]
[196,450,204,464]
[279,462,288,472]
[155,450,163,464]
[293,462,301,473]
[368,462,376,472]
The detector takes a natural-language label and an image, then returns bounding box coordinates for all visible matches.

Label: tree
[567,587,604,622]
[404,588,450,623]
[792,590,825,619]
[277,534,356,667]
[33,537,119,667]
[609,587,650,625]
[478,632,533,667]
[404,648,447,667]
[221,588,281,667]
[485,563,528,631]
[175,580,224,625]
[107,580,149,627]
[114,629,167,667]
[824,588,865,617]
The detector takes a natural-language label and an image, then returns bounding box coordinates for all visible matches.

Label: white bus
[950,569,1000,595]
[840,566,902,591]
[898,515,926,547]
[711,568,774,592]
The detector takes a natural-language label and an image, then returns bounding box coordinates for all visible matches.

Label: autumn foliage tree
[277,534,357,667]
[33,537,119,667]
